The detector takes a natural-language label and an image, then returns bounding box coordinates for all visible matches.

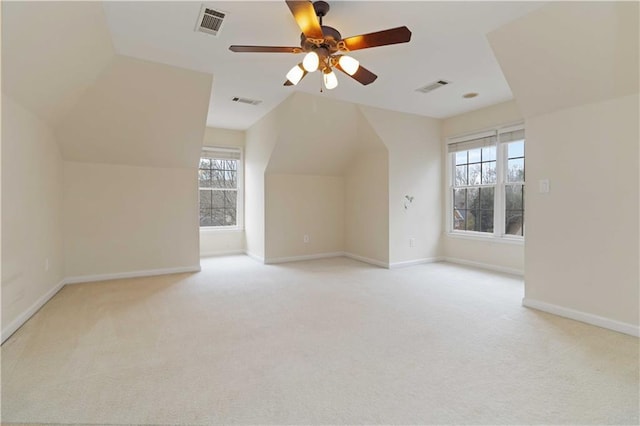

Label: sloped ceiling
[56,55,213,168]
[488,1,639,118]
[1,1,115,125]
[266,92,361,176]
[103,1,545,130]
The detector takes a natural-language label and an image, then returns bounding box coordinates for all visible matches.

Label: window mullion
[495,140,506,237]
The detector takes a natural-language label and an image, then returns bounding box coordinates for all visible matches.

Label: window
[199,147,243,228]
[448,126,525,239]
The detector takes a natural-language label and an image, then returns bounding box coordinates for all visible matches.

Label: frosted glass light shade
[338,55,359,75]
[323,70,338,90]
[286,64,304,85]
[302,51,320,72]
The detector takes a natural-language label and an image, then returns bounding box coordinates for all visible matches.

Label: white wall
[488,2,639,119]
[1,1,114,125]
[244,103,283,260]
[524,94,639,329]
[360,106,442,266]
[63,162,200,279]
[441,100,525,273]
[344,113,389,264]
[56,55,212,169]
[200,127,246,257]
[265,174,345,261]
[1,95,64,337]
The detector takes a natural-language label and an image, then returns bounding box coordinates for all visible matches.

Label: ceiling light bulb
[338,55,359,75]
[323,69,338,90]
[302,51,320,72]
[286,64,304,85]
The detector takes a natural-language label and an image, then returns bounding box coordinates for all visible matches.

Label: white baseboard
[523,298,639,337]
[64,265,201,285]
[2,279,65,344]
[200,249,245,258]
[442,257,524,276]
[265,252,344,265]
[389,257,443,269]
[244,251,265,263]
[343,252,389,268]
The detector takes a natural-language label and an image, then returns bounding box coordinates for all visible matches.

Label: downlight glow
[286,64,304,85]
[338,55,359,75]
[302,51,320,72]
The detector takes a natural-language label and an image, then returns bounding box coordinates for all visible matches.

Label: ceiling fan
[229,0,412,90]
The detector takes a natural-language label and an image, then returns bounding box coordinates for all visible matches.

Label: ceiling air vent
[195,4,227,36]
[416,80,451,94]
[232,97,262,106]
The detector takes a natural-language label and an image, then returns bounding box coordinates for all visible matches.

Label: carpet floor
[1,256,638,425]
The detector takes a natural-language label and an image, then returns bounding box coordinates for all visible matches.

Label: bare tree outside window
[449,130,525,238]
[453,146,496,233]
[199,154,239,227]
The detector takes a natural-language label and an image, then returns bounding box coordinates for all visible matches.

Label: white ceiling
[103,1,544,130]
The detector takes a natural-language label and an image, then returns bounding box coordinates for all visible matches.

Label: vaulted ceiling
[102,1,545,130]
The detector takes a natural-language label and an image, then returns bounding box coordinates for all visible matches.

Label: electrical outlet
[45,258,49,271]
[303,235,310,243]
[409,238,416,248]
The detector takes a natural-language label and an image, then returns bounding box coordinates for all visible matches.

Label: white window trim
[446,123,525,242]
[199,146,244,231]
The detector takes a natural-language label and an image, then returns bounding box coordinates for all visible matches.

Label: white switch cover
[539,179,550,193]
[409,238,416,248]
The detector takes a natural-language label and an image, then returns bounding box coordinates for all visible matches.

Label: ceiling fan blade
[335,63,378,85]
[229,45,301,53]
[341,26,412,51]
[284,63,309,86]
[285,0,324,40]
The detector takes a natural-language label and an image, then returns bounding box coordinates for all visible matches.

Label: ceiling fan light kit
[229,0,412,90]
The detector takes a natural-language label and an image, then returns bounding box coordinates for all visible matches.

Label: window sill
[200,226,244,233]
[447,231,524,245]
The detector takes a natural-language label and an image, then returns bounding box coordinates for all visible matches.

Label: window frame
[199,146,244,231]
[446,124,525,243]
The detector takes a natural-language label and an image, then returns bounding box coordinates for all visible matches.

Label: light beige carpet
[1,256,638,425]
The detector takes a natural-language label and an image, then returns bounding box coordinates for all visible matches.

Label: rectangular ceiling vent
[232,97,262,106]
[416,80,451,94]
[195,4,227,36]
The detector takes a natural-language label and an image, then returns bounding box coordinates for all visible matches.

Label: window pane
[467,187,479,209]
[506,211,524,236]
[507,158,525,182]
[212,209,226,226]
[468,148,481,163]
[226,160,237,171]
[508,141,525,159]
[505,184,524,210]
[224,171,237,189]
[455,151,467,165]
[479,210,494,233]
[482,146,496,161]
[453,208,466,230]
[212,190,224,207]
[482,161,496,184]
[454,188,466,209]
[465,210,476,231]
[200,208,213,227]
[198,169,212,188]
[224,190,237,207]
[479,187,494,210]
[199,158,211,169]
[455,165,467,186]
[468,163,481,185]
[223,208,237,226]
[199,189,212,208]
